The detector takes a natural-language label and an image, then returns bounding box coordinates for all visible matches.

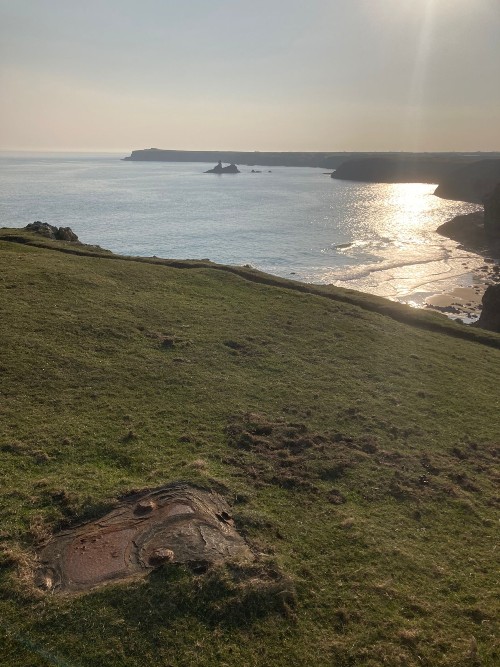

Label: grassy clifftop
[0,230,499,666]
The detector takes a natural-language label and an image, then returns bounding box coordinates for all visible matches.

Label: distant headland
[123,148,348,168]
[123,148,500,174]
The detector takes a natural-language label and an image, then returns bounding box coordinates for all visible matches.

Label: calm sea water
[0,151,480,308]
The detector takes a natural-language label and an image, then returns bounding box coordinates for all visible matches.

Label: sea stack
[205,161,240,174]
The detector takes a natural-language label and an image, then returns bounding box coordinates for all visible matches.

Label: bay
[0,151,481,310]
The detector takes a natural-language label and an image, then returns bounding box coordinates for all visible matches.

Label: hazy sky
[1,0,499,152]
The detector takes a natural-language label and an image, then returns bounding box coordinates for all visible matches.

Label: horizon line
[2,148,500,155]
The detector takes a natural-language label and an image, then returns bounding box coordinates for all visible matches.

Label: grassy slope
[0,234,499,667]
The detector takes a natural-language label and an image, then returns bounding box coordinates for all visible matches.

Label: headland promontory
[123,148,500,174]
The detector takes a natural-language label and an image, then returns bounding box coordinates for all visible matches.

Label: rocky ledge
[25,221,79,242]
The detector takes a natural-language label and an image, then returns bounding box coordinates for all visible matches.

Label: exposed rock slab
[36,483,252,594]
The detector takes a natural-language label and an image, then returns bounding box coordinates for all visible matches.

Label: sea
[0,151,482,311]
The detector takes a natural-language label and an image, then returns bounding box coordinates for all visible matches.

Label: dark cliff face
[476,284,500,333]
[434,160,500,203]
[483,183,500,235]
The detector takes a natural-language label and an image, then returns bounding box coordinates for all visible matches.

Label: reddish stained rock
[35,483,252,594]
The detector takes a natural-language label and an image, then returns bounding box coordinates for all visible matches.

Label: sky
[1,0,499,153]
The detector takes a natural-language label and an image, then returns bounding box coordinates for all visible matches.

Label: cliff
[483,182,500,235]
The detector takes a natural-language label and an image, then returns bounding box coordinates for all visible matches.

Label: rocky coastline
[430,185,500,327]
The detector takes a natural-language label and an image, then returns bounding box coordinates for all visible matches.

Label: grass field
[0,230,499,666]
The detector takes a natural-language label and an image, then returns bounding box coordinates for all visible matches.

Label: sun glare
[405,0,437,150]
[375,183,438,241]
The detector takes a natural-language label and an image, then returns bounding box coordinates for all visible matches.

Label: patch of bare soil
[225,413,499,511]
[35,483,253,594]
[225,412,365,492]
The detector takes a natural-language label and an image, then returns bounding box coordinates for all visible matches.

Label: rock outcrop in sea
[205,161,240,174]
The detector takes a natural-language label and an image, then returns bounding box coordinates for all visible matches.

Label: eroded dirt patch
[36,483,252,594]
[225,412,365,492]
[224,413,500,510]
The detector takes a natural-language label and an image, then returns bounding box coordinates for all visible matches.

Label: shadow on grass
[103,562,296,630]
[24,561,297,659]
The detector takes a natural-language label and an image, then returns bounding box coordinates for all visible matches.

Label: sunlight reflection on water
[0,154,482,311]
[305,182,482,308]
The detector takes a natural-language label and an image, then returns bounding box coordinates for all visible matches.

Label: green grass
[0,231,499,666]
